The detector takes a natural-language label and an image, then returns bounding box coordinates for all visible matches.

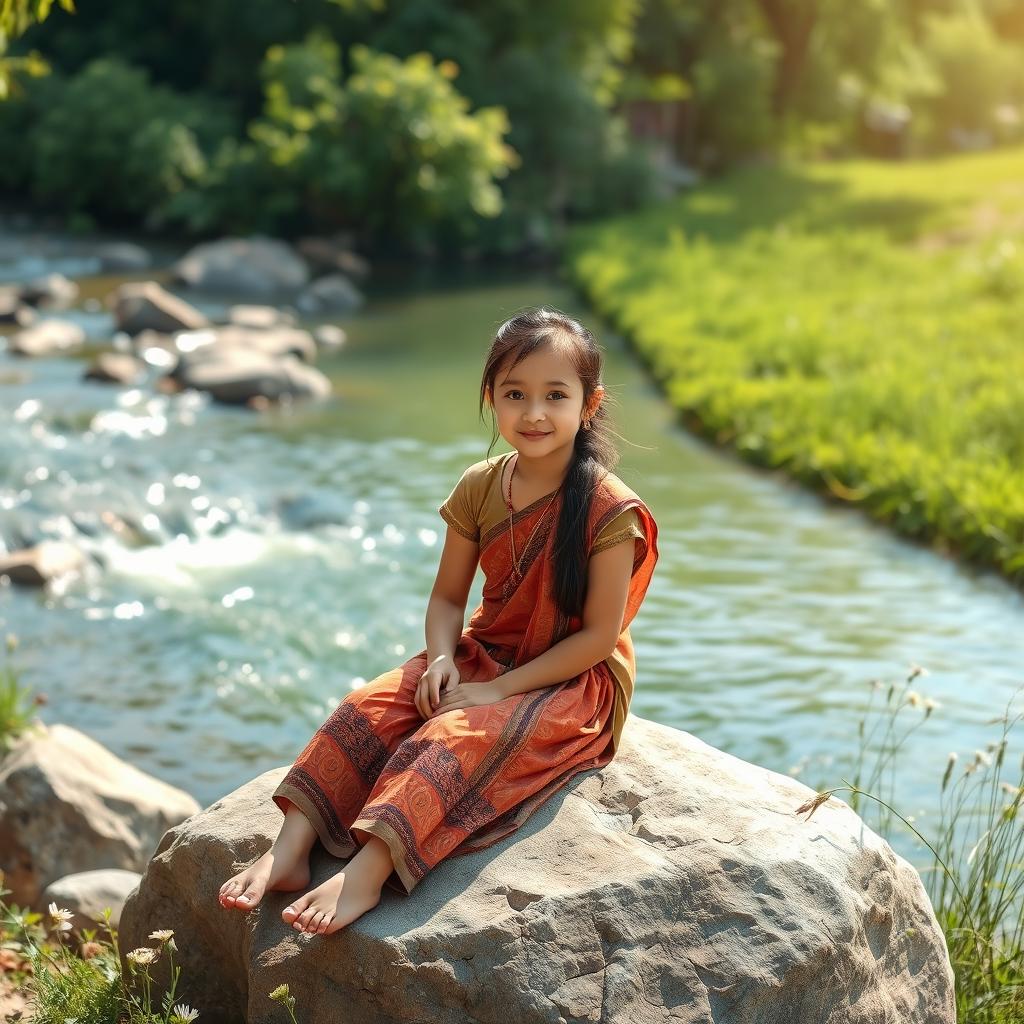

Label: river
[2,241,1022,872]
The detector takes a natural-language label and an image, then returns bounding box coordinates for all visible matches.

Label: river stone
[83,352,146,385]
[42,868,142,934]
[0,540,86,586]
[110,281,209,335]
[296,272,364,314]
[18,272,79,308]
[173,325,318,364]
[0,288,37,327]
[96,241,152,272]
[173,236,310,295]
[170,350,331,405]
[0,722,201,910]
[8,319,86,357]
[117,716,954,1024]
[226,304,298,329]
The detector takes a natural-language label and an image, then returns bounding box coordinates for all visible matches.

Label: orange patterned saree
[271,466,658,894]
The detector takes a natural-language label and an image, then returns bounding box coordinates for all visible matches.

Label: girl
[218,305,659,936]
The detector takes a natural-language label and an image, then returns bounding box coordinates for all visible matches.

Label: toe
[296,907,318,930]
[317,914,333,935]
[235,884,262,908]
[282,897,306,924]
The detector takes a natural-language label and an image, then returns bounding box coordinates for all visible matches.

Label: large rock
[0,722,201,910]
[118,717,955,1024]
[109,281,209,336]
[173,237,310,295]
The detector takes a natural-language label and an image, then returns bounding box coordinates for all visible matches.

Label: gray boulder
[173,237,310,295]
[0,722,201,910]
[117,717,955,1024]
[170,349,331,405]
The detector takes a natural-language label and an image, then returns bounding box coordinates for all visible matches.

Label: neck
[511,442,576,489]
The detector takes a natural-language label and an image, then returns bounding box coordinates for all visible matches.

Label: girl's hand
[430,680,504,718]
[416,654,460,721]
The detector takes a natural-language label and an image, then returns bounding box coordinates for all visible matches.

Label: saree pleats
[272,642,616,895]
[272,465,658,895]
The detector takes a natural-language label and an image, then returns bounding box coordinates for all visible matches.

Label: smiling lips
[520,431,551,438]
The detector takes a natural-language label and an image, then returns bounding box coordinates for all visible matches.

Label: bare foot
[281,869,382,936]
[219,847,310,912]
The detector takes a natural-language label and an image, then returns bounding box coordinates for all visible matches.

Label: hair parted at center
[478,305,620,621]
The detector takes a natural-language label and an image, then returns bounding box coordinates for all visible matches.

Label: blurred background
[1,0,1023,934]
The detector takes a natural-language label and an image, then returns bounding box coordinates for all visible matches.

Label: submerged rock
[118,716,955,1024]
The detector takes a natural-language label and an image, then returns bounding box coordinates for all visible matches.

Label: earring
[582,419,591,430]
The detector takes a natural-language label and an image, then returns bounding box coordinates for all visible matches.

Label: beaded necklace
[502,452,562,581]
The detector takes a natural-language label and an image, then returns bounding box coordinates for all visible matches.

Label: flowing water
[2,240,1022,872]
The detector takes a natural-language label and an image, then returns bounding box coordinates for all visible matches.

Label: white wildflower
[126,947,159,965]
[170,1004,200,1023]
[47,902,74,933]
[149,929,175,943]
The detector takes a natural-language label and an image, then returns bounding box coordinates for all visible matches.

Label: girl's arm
[425,526,480,661]
[495,537,636,698]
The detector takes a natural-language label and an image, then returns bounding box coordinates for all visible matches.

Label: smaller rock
[297,272,364,315]
[171,350,331,405]
[95,242,152,272]
[109,281,209,336]
[0,541,86,586]
[226,304,297,329]
[83,352,145,385]
[0,289,37,327]
[8,319,86,357]
[42,869,142,935]
[297,235,371,280]
[18,273,79,309]
[312,323,347,350]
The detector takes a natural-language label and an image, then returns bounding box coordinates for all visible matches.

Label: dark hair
[478,305,620,621]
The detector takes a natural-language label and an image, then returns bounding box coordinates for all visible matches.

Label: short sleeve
[590,507,643,557]
[438,466,482,543]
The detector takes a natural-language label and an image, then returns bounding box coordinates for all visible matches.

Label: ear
[484,384,493,407]
[588,384,605,418]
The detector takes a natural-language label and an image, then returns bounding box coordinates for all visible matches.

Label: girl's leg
[219,803,319,910]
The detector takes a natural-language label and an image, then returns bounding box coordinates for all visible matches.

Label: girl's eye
[504,391,567,400]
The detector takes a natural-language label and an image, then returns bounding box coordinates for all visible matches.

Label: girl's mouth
[519,431,551,439]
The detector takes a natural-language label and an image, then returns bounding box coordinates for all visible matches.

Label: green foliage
[24,57,234,227]
[0,634,37,755]
[799,668,1024,1022]
[167,34,517,251]
[566,145,1024,586]
[913,8,1024,145]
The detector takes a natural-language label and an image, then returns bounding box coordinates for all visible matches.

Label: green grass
[565,146,1024,584]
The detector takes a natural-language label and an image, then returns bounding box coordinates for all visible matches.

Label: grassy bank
[565,146,1024,586]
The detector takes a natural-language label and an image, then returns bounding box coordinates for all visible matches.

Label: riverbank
[563,145,1024,589]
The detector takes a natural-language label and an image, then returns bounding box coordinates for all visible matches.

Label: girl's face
[487,343,602,460]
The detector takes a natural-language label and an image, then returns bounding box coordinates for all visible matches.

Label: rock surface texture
[0,723,201,909]
[119,716,955,1024]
